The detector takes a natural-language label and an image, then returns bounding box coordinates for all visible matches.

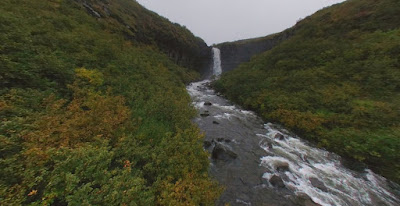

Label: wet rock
[203,141,212,148]
[279,172,291,182]
[217,138,224,142]
[204,101,212,106]
[301,154,309,163]
[224,139,232,143]
[309,177,328,192]
[269,175,286,188]
[267,142,273,149]
[260,139,274,149]
[211,143,237,161]
[276,162,290,172]
[200,111,209,117]
[212,120,220,124]
[292,192,322,206]
[274,133,285,140]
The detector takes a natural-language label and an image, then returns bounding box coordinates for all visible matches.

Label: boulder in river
[275,161,290,172]
[200,110,209,117]
[260,139,274,149]
[203,141,212,148]
[309,177,328,192]
[274,133,285,140]
[215,138,232,143]
[211,143,237,161]
[269,175,286,188]
[212,120,220,124]
[204,101,212,106]
[292,192,322,206]
[267,142,273,149]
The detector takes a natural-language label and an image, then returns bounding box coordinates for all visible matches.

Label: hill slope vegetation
[214,0,400,183]
[0,0,221,205]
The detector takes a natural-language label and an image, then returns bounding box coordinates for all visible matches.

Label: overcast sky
[136,0,346,45]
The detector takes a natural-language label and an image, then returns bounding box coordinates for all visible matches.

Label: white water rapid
[186,47,400,206]
[260,123,399,206]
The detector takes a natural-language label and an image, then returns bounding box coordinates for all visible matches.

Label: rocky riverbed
[187,79,400,206]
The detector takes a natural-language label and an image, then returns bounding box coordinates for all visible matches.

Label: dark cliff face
[75,0,211,76]
[216,30,293,73]
[163,39,211,77]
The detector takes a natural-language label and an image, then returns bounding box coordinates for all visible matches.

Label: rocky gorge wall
[216,30,293,73]
[75,0,212,76]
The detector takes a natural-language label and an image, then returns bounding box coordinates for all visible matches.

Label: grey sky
[136,0,345,45]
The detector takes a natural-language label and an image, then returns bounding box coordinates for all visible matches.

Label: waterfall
[212,47,222,77]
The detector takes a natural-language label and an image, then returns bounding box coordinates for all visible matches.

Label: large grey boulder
[309,177,328,192]
[269,175,286,188]
[211,143,237,161]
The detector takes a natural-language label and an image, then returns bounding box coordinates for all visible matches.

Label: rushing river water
[186,48,400,206]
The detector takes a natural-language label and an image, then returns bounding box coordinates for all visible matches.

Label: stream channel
[186,48,400,206]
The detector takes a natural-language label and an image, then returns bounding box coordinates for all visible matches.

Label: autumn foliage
[0,0,221,205]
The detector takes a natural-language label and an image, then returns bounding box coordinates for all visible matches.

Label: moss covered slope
[0,0,221,205]
[214,0,400,182]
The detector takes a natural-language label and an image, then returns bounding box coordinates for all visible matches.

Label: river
[186,48,400,206]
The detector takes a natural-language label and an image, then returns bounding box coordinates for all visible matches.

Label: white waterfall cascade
[212,47,222,77]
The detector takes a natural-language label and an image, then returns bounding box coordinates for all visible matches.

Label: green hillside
[0,0,221,205]
[214,0,400,182]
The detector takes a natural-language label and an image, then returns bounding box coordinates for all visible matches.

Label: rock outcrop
[74,0,211,76]
[309,177,328,192]
[211,143,238,161]
[216,30,293,73]
[269,175,286,188]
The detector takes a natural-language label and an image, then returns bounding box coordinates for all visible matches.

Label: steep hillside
[75,0,211,74]
[214,0,400,183]
[0,0,221,205]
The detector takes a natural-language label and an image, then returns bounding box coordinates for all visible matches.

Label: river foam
[260,123,400,206]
